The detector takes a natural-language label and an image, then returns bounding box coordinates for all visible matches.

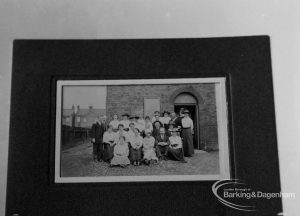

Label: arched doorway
[173,92,200,149]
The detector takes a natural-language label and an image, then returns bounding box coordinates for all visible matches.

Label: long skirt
[143,149,158,161]
[110,155,130,166]
[182,128,194,156]
[167,148,185,161]
[130,148,142,161]
[102,143,115,162]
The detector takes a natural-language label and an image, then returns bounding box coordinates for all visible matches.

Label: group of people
[91,108,194,168]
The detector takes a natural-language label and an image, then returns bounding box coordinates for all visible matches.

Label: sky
[62,86,107,109]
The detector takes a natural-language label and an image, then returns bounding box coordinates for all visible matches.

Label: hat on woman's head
[118,123,124,128]
[183,109,190,114]
[162,111,170,115]
[145,129,152,134]
[154,121,162,127]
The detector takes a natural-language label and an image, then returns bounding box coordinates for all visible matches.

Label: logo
[212,179,256,212]
[212,179,295,212]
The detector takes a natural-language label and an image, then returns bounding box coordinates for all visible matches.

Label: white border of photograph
[55,78,230,183]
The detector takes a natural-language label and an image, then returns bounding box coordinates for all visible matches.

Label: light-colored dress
[103,131,117,144]
[135,121,145,133]
[144,121,153,132]
[137,119,145,128]
[109,120,120,131]
[160,116,171,125]
[142,136,158,161]
[110,142,130,166]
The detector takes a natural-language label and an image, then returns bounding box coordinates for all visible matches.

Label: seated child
[142,129,158,165]
[129,128,143,166]
[166,129,186,162]
[110,136,130,167]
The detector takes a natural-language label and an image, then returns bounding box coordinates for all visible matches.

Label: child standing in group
[110,136,130,167]
[129,128,143,166]
[142,130,158,165]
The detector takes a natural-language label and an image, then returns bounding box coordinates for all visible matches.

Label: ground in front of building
[61,141,220,177]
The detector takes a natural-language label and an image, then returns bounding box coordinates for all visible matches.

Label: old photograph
[55,78,230,182]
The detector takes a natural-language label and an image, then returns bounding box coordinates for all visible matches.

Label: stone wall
[106,83,219,150]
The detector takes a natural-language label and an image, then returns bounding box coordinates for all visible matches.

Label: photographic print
[55,78,230,182]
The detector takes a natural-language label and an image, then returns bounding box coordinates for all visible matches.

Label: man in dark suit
[155,128,169,161]
[91,117,105,162]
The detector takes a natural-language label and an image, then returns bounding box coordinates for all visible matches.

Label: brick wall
[106,83,219,150]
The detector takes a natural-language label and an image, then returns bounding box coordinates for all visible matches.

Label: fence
[61,125,91,149]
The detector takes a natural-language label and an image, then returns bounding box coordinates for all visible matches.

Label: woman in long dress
[142,130,158,165]
[129,128,143,166]
[102,124,117,162]
[110,136,130,167]
[181,109,194,156]
[167,129,186,162]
